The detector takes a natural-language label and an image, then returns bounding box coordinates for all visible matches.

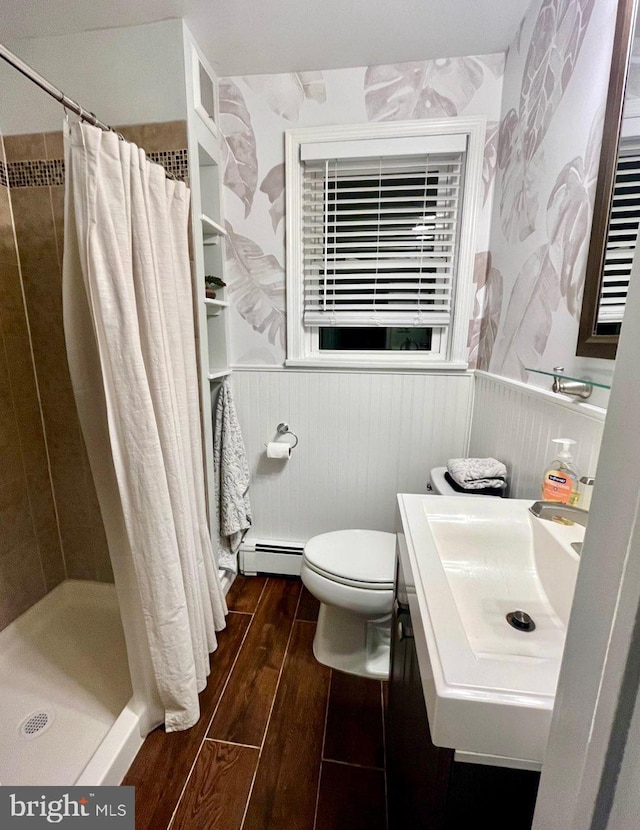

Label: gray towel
[213,379,251,572]
[447,457,507,490]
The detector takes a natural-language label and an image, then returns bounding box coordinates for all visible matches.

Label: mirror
[577,0,638,359]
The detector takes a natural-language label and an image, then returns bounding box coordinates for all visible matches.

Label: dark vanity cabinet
[386,597,452,827]
[386,557,540,830]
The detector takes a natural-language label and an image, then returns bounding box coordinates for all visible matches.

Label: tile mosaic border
[2,148,188,188]
[148,149,189,183]
[8,158,65,188]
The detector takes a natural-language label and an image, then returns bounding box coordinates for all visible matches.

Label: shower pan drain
[18,710,54,740]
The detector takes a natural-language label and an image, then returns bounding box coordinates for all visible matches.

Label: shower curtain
[62,121,226,732]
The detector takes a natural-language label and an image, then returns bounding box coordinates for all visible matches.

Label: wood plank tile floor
[124,575,388,830]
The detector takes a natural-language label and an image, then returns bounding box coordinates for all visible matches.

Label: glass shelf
[526,368,611,390]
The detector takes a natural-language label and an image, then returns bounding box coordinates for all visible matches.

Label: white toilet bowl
[301,471,503,680]
[301,529,396,680]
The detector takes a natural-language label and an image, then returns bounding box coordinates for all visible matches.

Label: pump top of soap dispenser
[552,438,576,459]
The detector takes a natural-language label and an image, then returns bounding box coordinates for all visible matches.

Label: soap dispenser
[541,438,580,505]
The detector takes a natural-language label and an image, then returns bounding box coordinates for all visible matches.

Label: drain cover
[19,710,54,740]
[506,610,536,632]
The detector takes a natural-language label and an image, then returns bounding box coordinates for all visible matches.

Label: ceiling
[0,0,531,76]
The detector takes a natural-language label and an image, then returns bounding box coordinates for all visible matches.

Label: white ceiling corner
[0,0,531,76]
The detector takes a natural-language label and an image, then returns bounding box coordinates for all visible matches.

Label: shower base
[0,580,139,786]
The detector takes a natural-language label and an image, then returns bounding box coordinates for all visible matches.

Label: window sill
[285,356,470,371]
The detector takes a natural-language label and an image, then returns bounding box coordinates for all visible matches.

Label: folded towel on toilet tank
[446,457,508,490]
[444,472,506,497]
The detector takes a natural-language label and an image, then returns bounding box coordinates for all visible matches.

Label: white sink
[396,494,583,765]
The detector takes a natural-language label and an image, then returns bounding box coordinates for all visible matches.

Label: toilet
[301,529,396,680]
[301,467,502,680]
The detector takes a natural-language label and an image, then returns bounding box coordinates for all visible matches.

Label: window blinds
[302,149,465,328]
[599,138,640,325]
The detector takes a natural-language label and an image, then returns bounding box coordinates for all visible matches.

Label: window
[285,119,485,369]
[191,46,218,137]
[597,136,640,334]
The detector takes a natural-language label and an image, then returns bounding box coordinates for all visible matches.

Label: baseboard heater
[239,538,304,576]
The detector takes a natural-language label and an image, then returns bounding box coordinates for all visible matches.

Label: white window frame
[285,117,486,370]
[190,41,218,138]
[597,135,640,326]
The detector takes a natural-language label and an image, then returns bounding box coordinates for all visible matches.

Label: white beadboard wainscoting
[231,369,474,543]
[470,372,606,500]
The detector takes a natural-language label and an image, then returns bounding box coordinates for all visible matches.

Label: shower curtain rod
[0,43,112,132]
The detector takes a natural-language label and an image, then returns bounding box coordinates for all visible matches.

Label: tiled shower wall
[0,120,188,629]
[4,130,112,585]
[0,155,65,630]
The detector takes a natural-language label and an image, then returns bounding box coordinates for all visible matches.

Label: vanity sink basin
[396,494,583,765]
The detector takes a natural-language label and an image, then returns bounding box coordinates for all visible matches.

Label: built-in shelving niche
[184,27,232,586]
[197,145,229,379]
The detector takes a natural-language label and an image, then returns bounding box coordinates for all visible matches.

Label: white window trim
[190,40,218,138]
[284,117,486,370]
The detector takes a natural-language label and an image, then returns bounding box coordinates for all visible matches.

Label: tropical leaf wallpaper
[244,72,326,121]
[492,244,562,380]
[467,252,503,372]
[224,221,286,349]
[259,163,285,232]
[486,0,617,379]
[219,78,258,218]
[221,54,504,365]
[219,0,617,378]
[497,0,596,244]
[364,58,490,120]
[483,121,500,206]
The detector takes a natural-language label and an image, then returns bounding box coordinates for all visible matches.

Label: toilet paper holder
[275,422,299,449]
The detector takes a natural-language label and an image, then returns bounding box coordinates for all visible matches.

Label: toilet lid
[304,529,396,587]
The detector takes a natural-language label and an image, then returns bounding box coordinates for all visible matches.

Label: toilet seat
[303,529,396,590]
[303,559,393,590]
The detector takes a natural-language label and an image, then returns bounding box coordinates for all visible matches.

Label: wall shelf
[208,369,232,381]
[205,298,229,314]
[526,367,611,401]
[201,213,226,244]
[527,368,611,390]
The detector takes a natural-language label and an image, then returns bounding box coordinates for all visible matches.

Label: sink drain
[506,610,536,632]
